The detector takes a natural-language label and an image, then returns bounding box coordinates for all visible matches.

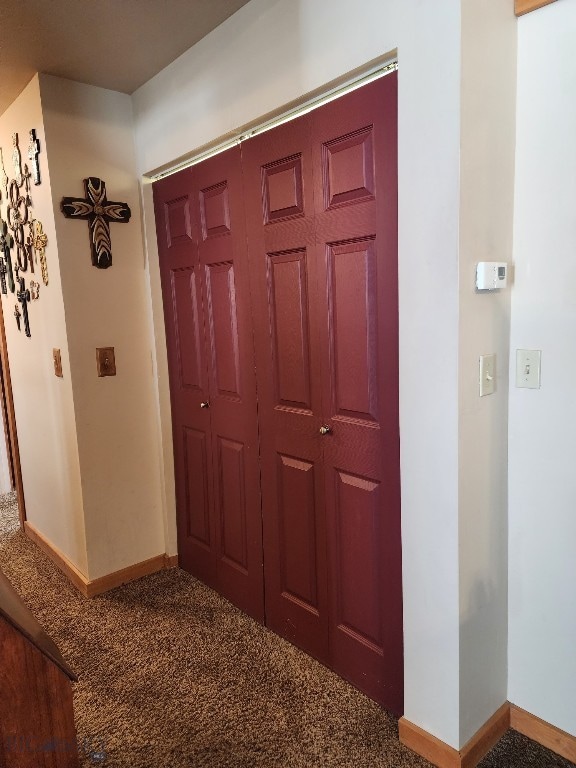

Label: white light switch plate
[516,349,541,389]
[479,354,496,397]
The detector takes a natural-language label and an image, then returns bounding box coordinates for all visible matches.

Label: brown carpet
[0,493,573,768]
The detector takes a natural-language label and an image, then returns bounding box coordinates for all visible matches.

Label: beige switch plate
[516,349,541,389]
[96,347,116,377]
[53,348,63,378]
[479,354,496,397]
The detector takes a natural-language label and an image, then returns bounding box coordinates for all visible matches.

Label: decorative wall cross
[16,277,31,337]
[7,177,31,272]
[0,149,7,200]
[27,130,41,186]
[0,260,7,295]
[12,133,22,187]
[61,177,131,269]
[0,219,15,293]
[31,220,49,285]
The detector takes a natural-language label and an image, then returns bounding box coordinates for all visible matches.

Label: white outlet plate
[516,349,541,389]
[479,354,496,397]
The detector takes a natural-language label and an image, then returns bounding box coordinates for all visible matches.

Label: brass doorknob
[319,425,332,435]
[200,401,210,409]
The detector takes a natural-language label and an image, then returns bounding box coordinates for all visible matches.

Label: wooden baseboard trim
[399,703,510,768]
[24,521,90,597]
[510,704,576,764]
[399,718,460,768]
[460,704,510,768]
[86,555,167,597]
[25,521,174,598]
[515,0,557,16]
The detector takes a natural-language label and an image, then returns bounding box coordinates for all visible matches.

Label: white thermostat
[476,262,508,291]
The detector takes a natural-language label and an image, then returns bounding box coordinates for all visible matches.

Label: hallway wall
[0,74,167,584]
[457,0,516,744]
[39,75,166,581]
[509,0,576,737]
[0,75,88,573]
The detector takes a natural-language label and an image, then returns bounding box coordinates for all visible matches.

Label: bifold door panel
[243,113,331,666]
[313,79,402,708]
[153,72,402,714]
[153,149,264,623]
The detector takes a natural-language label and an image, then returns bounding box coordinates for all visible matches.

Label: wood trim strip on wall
[515,0,557,17]
[510,704,576,764]
[459,704,510,768]
[400,702,576,768]
[164,554,179,568]
[25,521,175,598]
[0,300,25,526]
[85,555,167,598]
[400,704,510,768]
[399,718,461,768]
[24,521,89,597]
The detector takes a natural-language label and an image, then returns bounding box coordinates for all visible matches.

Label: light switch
[516,349,541,389]
[96,347,116,377]
[479,354,496,397]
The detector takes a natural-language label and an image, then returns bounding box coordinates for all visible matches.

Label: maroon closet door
[193,148,264,620]
[312,75,402,713]
[154,147,264,623]
[243,73,402,713]
[242,115,330,665]
[153,169,215,584]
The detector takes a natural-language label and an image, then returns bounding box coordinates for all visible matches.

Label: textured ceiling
[0,0,252,116]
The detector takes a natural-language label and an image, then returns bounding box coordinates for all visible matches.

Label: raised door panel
[243,117,329,663]
[323,127,375,210]
[327,238,378,424]
[333,470,383,653]
[312,73,403,713]
[170,267,203,392]
[200,181,231,239]
[268,249,312,411]
[153,171,216,584]
[277,454,319,613]
[194,146,264,622]
[205,261,241,400]
[182,427,211,548]
[164,194,193,248]
[216,436,248,573]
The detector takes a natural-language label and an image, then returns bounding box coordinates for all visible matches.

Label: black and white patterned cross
[12,133,22,187]
[28,129,41,186]
[0,219,15,293]
[0,260,8,295]
[0,149,7,200]
[61,177,131,269]
[16,277,31,337]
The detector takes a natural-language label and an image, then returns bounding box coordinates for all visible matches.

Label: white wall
[0,76,88,573]
[509,0,576,737]
[134,0,466,747]
[39,76,166,581]
[457,0,516,744]
[0,417,13,495]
